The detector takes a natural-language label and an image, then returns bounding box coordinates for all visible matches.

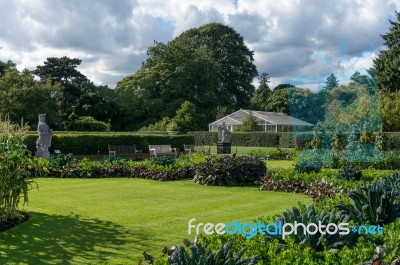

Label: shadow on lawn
[0,211,148,264]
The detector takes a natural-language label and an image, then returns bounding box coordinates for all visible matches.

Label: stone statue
[217,122,231,143]
[35,114,54,159]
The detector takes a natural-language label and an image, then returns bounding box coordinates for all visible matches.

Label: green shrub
[248,148,295,160]
[66,116,110,132]
[193,156,266,186]
[164,240,257,265]
[336,173,400,225]
[295,160,323,173]
[148,156,176,167]
[336,164,363,181]
[271,205,356,251]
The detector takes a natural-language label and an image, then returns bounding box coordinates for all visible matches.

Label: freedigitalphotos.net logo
[188,218,383,240]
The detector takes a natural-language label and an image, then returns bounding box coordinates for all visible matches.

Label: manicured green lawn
[0,178,310,264]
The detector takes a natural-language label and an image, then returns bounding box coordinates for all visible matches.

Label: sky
[0,0,399,90]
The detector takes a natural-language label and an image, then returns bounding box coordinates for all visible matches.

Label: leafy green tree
[69,88,118,124]
[374,12,400,92]
[236,113,262,132]
[251,72,271,110]
[116,23,257,130]
[350,68,377,95]
[0,60,16,76]
[265,84,294,113]
[0,67,61,129]
[323,73,339,90]
[33,57,90,118]
[139,117,172,132]
[171,101,205,132]
[287,87,325,125]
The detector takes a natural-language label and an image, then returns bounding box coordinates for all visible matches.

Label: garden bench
[108,145,142,159]
[148,145,178,158]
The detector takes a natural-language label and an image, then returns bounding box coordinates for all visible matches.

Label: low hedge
[25,131,400,155]
[24,133,194,155]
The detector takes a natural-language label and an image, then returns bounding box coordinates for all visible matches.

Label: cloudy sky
[0,0,399,90]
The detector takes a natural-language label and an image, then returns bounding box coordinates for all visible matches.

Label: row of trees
[0,12,399,132]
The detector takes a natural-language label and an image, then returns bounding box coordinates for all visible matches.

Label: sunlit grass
[0,178,310,264]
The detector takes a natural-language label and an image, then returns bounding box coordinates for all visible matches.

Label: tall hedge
[25,133,194,155]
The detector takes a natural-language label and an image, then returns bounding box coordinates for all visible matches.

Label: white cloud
[0,0,398,88]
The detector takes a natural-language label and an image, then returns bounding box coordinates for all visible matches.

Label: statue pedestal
[217,142,231,154]
[35,150,50,159]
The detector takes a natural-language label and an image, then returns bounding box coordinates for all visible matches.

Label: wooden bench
[148,145,178,158]
[108,145,142,159]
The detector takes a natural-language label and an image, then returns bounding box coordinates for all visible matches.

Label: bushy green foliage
[235,114,262,132]
[148,156,176,167]
[0,119,37,222]
[273,205,355,251]
[140,117,172,132]
[336,173,400,225]
[172,101,205,133]
[248,148,296,160]
[165,241,257,265]
[295,160,323,173]
[65,116,110,132]
[336,164,363,181]
[193,156,266,186]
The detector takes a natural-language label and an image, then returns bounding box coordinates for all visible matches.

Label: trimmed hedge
[25,133,194,155]
[24,131,400,155]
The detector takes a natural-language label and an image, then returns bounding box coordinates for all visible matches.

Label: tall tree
[374,11,400,92]
[350,68,377,95]
[116,23,258,130]
[0,60,16,76]
[265,84,290,113]
[251,72,271,110]
[33,57,89,117]
[324,73,339,90]
[0,67,61,129]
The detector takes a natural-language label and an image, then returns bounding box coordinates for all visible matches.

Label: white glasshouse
[208,109,314,132]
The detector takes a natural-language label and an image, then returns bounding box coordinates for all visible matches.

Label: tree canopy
[374,12,400,92]
[251,73,271,111]
[323,73,339,90]
[116,23,258,130]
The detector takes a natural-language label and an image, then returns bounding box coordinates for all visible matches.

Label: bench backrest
[108,145,136,154]
[148,145,172,152]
